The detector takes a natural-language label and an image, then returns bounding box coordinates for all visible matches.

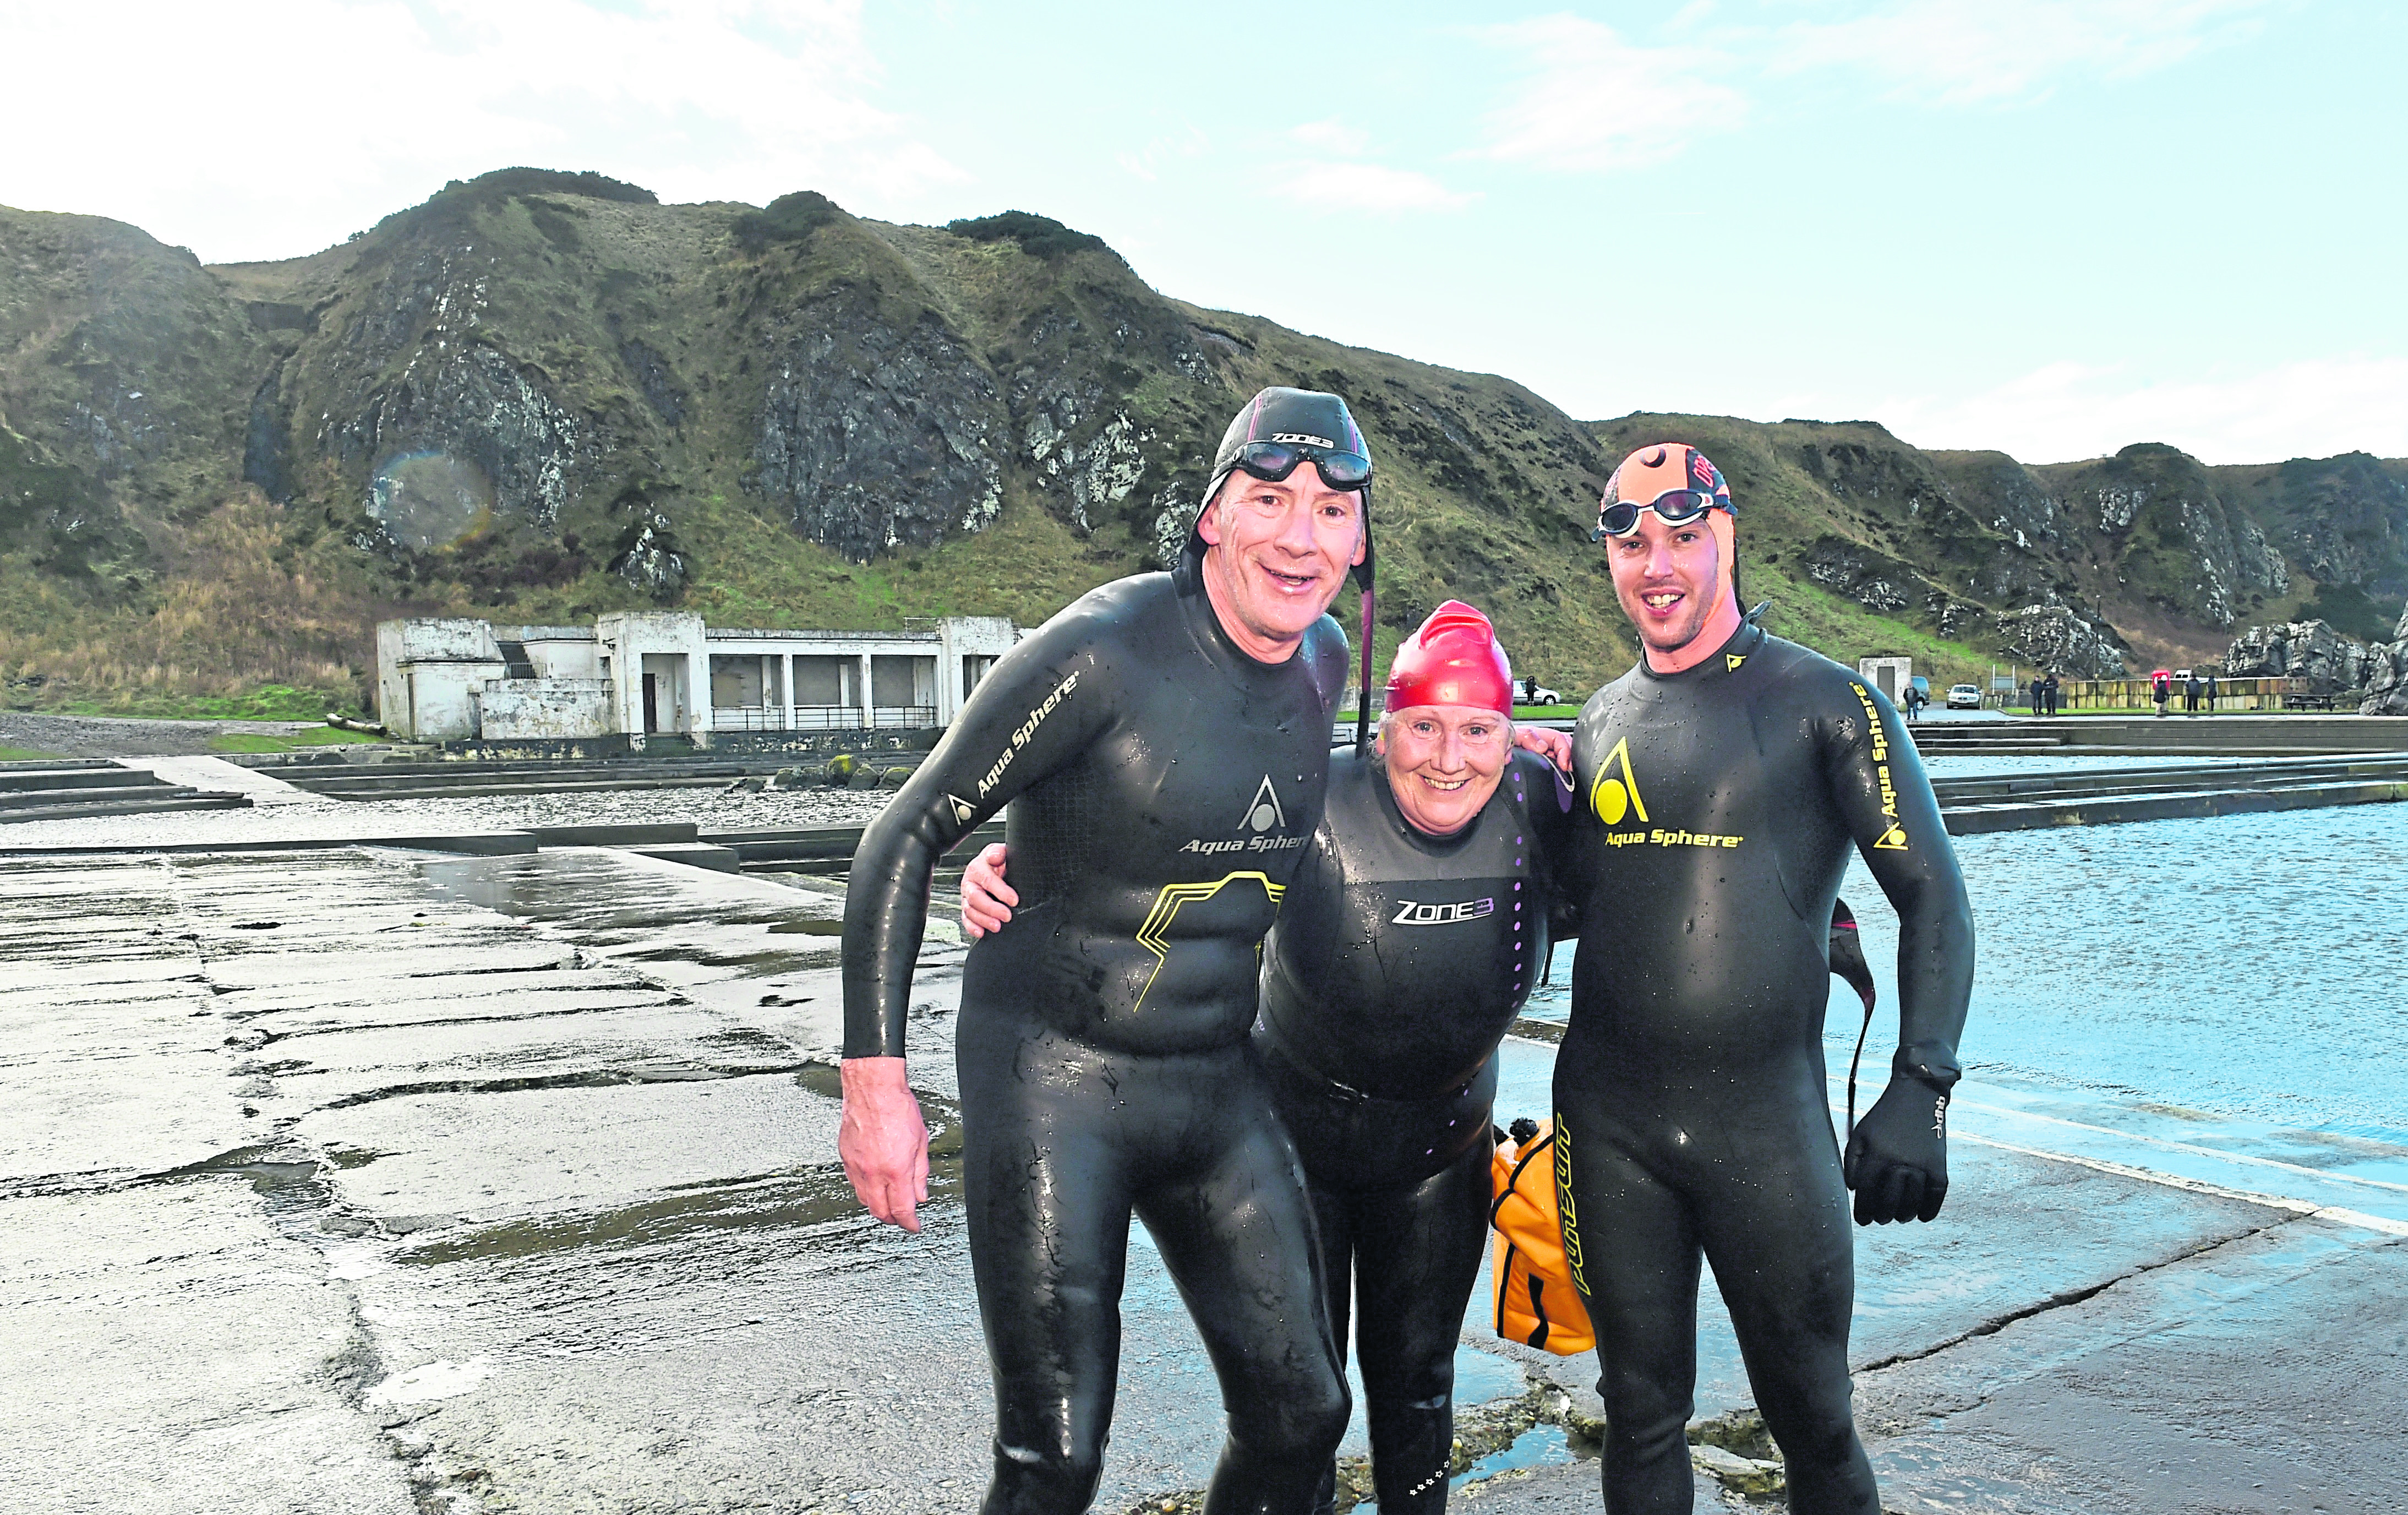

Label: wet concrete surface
[5,830,2405,1513]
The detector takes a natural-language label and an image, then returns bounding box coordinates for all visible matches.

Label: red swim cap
[1386,601,1512,715]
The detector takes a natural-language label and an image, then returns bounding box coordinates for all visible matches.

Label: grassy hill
[2,169,2401,718]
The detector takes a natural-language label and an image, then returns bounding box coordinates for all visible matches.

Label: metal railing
[711,705,938,732]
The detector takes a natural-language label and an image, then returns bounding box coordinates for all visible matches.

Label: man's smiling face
[1606,508,1723,660]
[1197,469,1365,662]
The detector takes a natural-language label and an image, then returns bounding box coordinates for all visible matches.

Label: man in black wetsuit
[965,601,1578,1514]
[838,388,1373,1515]
[1558,443,1975,1515]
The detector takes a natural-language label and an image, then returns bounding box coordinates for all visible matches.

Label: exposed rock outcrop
[752,290,1007,560]
[2224,619,2371,692]
[609,513,686,599]
[2040,445,2287,626]
[2355,604,2408,715]
[341,344,587,529]
[1994,605,2127,679]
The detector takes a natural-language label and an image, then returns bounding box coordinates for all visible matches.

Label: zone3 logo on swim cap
[1269,432,1336,449]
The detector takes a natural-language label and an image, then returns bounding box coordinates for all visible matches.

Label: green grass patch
[0,744,64,761]
[60,684,364,722]
[206,726,385,754]
[1511,704,1582,719]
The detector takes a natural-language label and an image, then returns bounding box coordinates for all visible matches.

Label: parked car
[1520,685,1562,706]
[1946,683,1984,710]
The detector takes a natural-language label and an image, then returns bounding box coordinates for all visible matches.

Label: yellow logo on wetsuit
[1588,737,1650,826]
[1553,1113,1585,1293]
[1590,736,1745,848]
[1131,871,1286,1010]
[1850,683,1910,851]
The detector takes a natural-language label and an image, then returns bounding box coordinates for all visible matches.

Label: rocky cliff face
[2224,619,2371,692]
[0,169,2402,714]
[2035,445,2288,630]
[750,287,1006,558]
[2358,603,2408,716]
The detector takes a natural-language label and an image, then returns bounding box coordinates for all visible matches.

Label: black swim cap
[1188,386,1374,594]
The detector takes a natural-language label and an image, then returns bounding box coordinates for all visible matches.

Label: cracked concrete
[4,836,2405,1514]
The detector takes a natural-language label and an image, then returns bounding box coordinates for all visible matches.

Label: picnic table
[2281,691,2348,711]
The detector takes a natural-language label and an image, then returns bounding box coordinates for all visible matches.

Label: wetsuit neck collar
[1636,618,1765,684]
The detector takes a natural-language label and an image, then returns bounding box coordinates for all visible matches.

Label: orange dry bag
[1489,1117,1594,1355]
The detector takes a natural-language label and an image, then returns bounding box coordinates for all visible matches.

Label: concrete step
[627,842,742,874]
[1944,777,2408,834]
[0,793,253,824]
[1933,757,2408,806]
[0,782,208,811]
[0,767,172,795]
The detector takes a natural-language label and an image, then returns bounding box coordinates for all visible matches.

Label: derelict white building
[375,612,1018,744]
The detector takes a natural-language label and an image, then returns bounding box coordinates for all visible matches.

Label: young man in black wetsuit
[964,602,1578,1515]
[838,388,1373,1515]
[1559,444,1975,1515]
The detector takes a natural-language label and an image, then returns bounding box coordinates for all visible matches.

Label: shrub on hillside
[945,211,1107,260]
[736,191,843,250]
[441,168,658,205]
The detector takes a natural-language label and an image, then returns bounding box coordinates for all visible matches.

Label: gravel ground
[0,783,897,851]
[0,710,326,759]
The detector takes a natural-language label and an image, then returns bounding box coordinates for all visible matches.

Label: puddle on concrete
[394,1167,882,1265]
[1456,1422,1578,1488]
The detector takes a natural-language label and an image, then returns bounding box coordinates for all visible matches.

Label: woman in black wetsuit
[839,389,1375,1515]
[966,602,1578,1514]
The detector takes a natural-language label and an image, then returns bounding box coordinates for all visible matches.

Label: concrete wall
[598,612,707,746]
[378,618,506,737]
[476,679,613,739]
[403,661,506,740]
[1859,657,1913,702]
[498,626,600,680]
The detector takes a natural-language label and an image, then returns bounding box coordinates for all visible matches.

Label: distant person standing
[2152,669,2172,716]
[2042,673,2061,716]
[2203,672,2219,711]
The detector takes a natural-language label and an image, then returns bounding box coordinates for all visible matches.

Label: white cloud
[1116,125,1211,183]
[1276,162,1479,215]
[1289,119,1373,156]
[1770,0,2277,105]
[1866,357,2408,465]
[0,0,959,261]
[1466,14,1745,172]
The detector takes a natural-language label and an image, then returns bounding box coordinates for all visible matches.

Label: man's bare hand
[839,1056,929,1232]
[1514,724,1574,772]
[960,842,1017,939]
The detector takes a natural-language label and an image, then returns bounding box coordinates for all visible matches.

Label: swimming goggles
[1592,488,1728,541]
[1234,439,1372,492]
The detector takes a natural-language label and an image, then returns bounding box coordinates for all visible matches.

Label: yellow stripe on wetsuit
[1132,871,1286,1011]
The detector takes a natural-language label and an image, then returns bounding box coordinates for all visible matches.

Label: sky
[1,0,2401,466]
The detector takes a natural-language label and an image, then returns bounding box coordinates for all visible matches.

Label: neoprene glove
[1844,1071,1952,1225]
